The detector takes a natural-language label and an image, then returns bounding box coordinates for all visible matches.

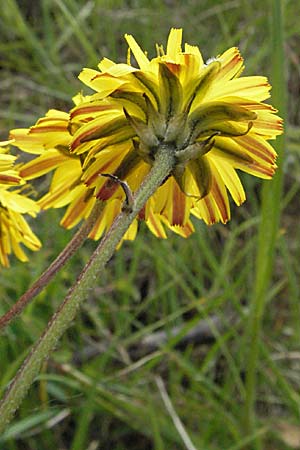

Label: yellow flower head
[9,29,282,241]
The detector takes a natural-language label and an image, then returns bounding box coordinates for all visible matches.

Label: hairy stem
[0,201,104,331]
[0,144,175,433]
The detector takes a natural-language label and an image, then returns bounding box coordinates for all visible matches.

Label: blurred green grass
[1,0,300,449]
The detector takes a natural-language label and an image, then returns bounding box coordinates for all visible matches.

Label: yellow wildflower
[69,28,282,228]
[9,29,282,240]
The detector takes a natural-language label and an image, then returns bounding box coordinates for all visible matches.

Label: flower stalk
[0,200,104,331]
[0,143,175,433]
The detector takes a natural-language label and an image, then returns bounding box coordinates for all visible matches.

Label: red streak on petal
[254,119,283,131]
[221,52,242,77]
[179,221,194,237]
[85,152,122,187]
[88,219,101,240]
[212,181,228,223]
[148,212,165,238]
[39,189,66,209]
[20,156,67,178]
[29,125,67,134]
[61,191,92,228]
[248,163,275,177]
[182,222,194,237]
[172,182,186,226]
[238,102,275,111]
[185,222,194,235]
[0,174,20,183]
[62,208,80,228]
[91,73,115,81]
[97,182,119,200]
[70,105,114,119]
[70,125,102,151]
[235,136,276,164]
[183,54,194,67]
[37,117,68,124]
[165,62,181,76]
[244,82,271,90]
[204,196,216,224]
[9,132,33,142]
[85,166,110,187]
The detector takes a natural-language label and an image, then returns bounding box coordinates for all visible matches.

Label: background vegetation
[0,1,300,449]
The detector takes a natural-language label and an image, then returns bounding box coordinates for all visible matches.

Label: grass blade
[243,0,287,447]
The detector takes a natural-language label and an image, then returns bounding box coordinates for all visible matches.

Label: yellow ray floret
[0,145,22,185]
[0,186,41,267]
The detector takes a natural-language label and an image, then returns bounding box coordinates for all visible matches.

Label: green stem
[0,201,104,331]
[243,0,286,447]
[0,143,175,433]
